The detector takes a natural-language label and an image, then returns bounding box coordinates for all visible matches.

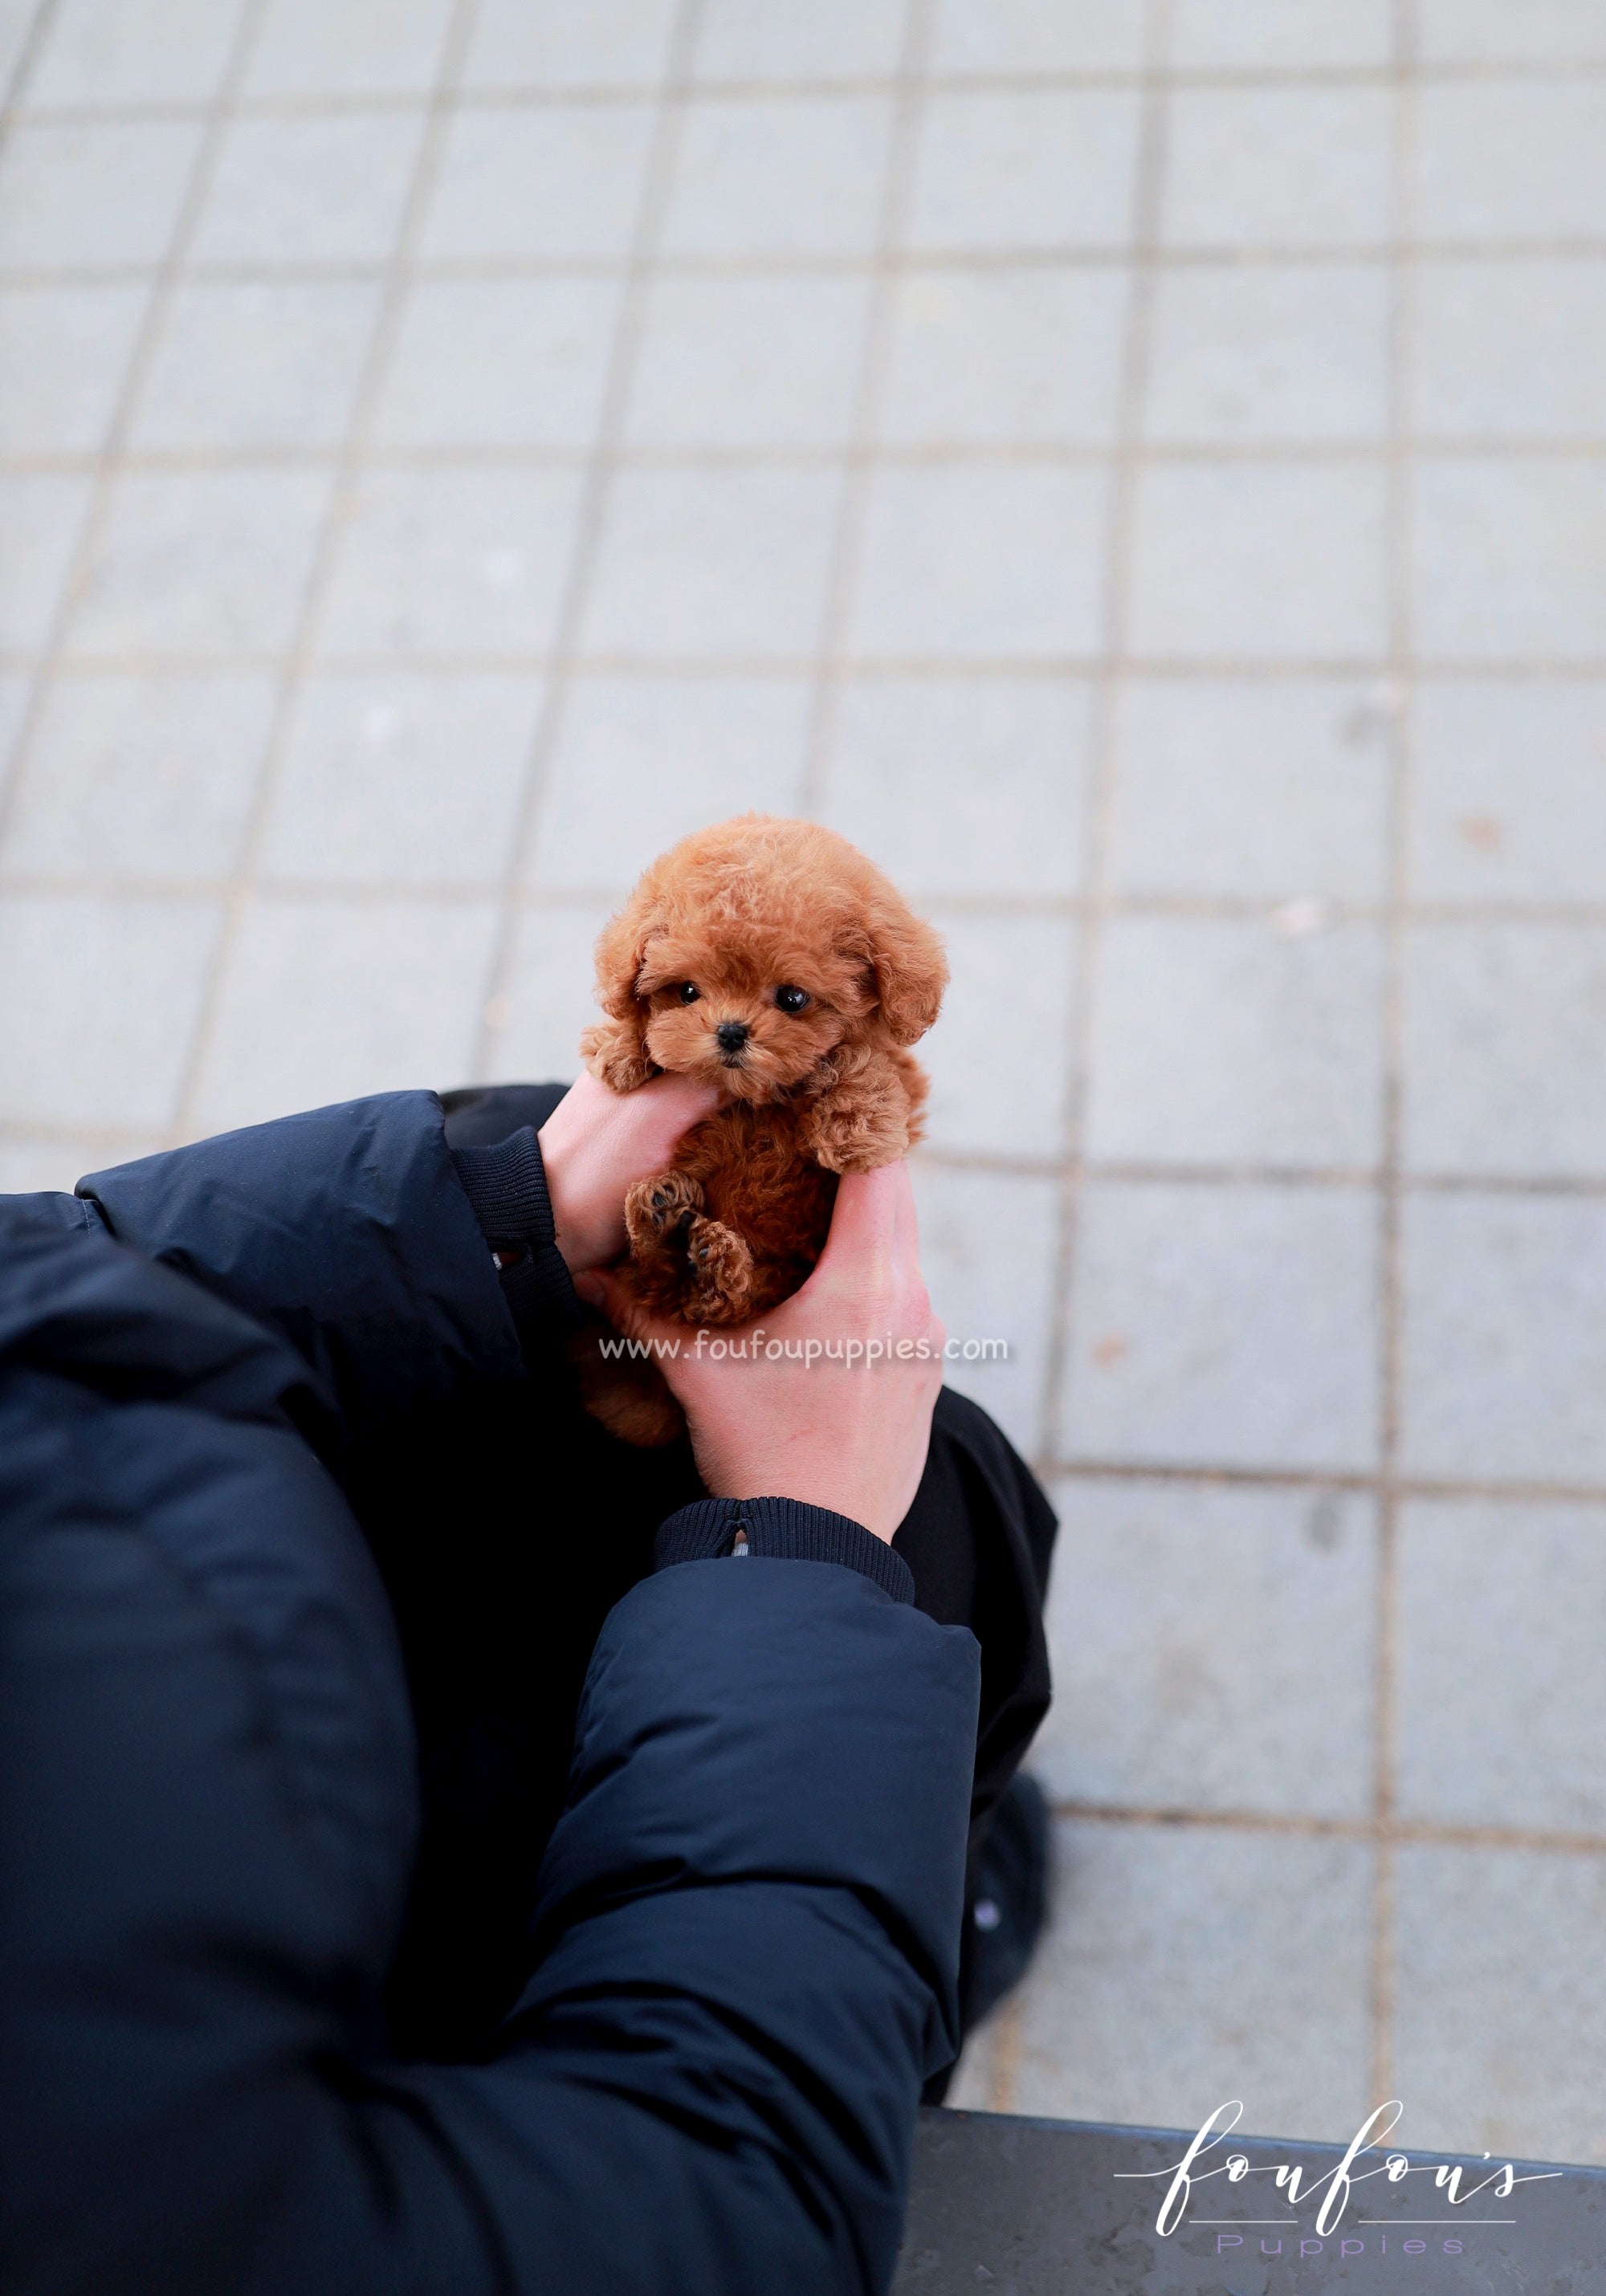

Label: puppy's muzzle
[715,1020,750,1064]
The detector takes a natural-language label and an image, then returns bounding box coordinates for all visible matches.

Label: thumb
[574,1266,679,1351]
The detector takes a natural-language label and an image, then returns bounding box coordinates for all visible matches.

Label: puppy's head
[586,816,947,1101]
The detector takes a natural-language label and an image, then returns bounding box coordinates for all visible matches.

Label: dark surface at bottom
[894,2108,1606,2294]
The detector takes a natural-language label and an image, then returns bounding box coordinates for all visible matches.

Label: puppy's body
[573,817,945,1446]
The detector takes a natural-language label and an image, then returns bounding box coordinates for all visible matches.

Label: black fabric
[449,1123,585,1341]
[1,1098,980,2296]
[657,1494,917,1605]
[373,1085,1058,2062]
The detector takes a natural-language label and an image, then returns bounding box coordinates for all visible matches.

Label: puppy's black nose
[715,1020,750,1056]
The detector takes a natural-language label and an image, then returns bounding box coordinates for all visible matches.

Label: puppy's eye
[775,984,810,1015]
[676,982,699,1004]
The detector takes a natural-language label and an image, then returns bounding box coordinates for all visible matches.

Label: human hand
[538,1071,718,1276]
[576,1162,944,1544]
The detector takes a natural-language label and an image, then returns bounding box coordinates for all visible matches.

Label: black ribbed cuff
[449,1126,584,1343]
[654,1496,915,1605]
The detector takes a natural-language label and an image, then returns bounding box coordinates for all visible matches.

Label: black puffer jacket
[0,1093,978,2296]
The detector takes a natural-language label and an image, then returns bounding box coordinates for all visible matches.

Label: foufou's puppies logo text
[1117,2100,1562,2251]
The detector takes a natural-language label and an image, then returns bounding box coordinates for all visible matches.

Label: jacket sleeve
[75,1093,527,1444]
[1,1211,980,2296]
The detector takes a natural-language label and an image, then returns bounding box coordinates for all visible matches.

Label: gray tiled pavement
[2,0,1604,2168]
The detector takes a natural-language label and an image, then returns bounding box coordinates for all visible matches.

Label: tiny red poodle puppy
[574,814,948,1446]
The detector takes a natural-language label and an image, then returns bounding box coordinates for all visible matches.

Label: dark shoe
[961,1769,1051,2033]
[923,1772,1051,2103]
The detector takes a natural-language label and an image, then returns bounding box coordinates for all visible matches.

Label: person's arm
[2,1169,974,2296]
[72,1078,713,1447]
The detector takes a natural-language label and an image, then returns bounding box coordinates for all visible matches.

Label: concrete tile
[909,91,1139,253]
[1144,264,1390,445]
[0,894,218,1128]
[1172,0,1392,67]
[0,474,92,653]
[0,1135,161,1195]
[1412,461,1606,661]
[850,465,1111,659]
[1061,1180,1380,1471]
[1162,88,1391,250]
[243,0,454,96]
[880,267,1128,449]
[260,673,542,885]
[909,1162,1060,1458]
[0,674,272,880]
[581,466,841,660]
[819,675,1091,900]
[464,0,675,88]
[1035,1477,1377,1818]
[194,112,424,266]
[1401,1193,1606,1484]
[662,96,893,259]
[1128,462,1388,661]
[1404,923,1606,1179]
[318,466,584,660]
[1009,1822,1374,2141]
[483,897,613,1085]
[1392,1846,1606,2164]
[0,120,203,269]
[0,285,149,457]
[190,893,499,1134]
[1088,914,1387,1168]
[1111,678,1392,902]
[1408,680,1606,905]
[26,0,237,104]
[423,101,654,262]
[930,0,1147,71]
[129,281,380,453]
[919,911,1076,1159]
[66,469,331,658]
[1418,0,1606,64]
[1396,1498,1606,1834]
[1417,82,1606,241]
[375,276,622,449]
[529,674,809,891]
[1415,261,1606,440]
[695,0,905,80]
[625,274,870,450]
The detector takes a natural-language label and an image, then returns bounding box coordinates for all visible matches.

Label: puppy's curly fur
[573,815,948,1447]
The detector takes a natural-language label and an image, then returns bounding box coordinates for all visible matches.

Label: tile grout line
[999,0,1176,2120]
[467,0,709,1083]
[1036,0,1172,1516]
[13,54,1606,120]
[1050,1801,1606,1860]
[165,0,484,1144]
[794,0,935,820]
[0,0,263,862]
[25,236,1606,287]
[0,0,57,121]
[24,436,1606,478]
[1368,0,1423,2116]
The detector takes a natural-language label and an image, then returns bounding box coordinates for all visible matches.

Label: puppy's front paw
[581,1020,657,1094]
[625,1168,704,1257]
[684,1215,755,1324]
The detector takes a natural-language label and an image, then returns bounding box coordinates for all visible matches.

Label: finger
[888,1160,922,1277]
[574,1266,679,1352]
[629,1070,719,1152]
[811,1163,903,1293]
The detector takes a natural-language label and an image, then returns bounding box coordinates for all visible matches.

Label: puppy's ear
[583,883,661,1092]
[853,889,948,1048]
